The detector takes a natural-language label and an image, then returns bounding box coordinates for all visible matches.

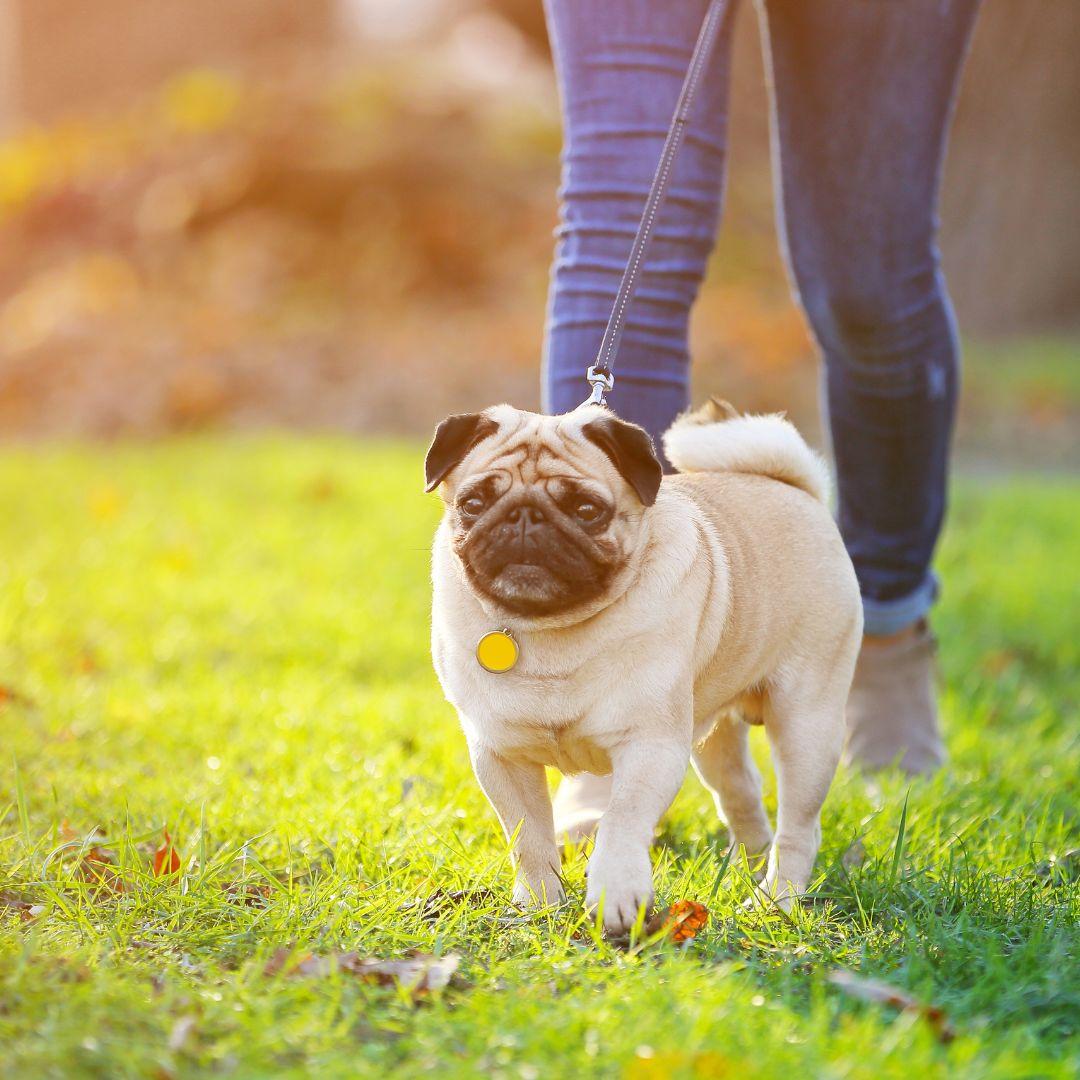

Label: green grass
[1,437,1078,1079]
[964,336,1080,409]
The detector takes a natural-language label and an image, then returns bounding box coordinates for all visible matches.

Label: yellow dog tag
[476,629,518,673]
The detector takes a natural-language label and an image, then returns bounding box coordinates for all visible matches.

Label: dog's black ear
[424,413,499,492]
[582,414,663,507]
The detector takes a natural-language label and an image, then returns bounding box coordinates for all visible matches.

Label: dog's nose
[506,505,545,527]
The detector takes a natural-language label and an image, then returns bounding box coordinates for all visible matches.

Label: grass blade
[889,791,910,888]
[13,758,31,855]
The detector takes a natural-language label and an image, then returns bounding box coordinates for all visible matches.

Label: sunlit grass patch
[1,438,1077,1077]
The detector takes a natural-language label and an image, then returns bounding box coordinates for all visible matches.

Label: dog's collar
[476,628,519,673]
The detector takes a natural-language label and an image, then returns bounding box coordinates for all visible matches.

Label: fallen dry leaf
[221,881,272,906]
[77,844,123,892]
[152,830,182,877]
[1,892,38,922]
[340,952,461,994]
[54,821,125,892]
[263,949,323,978]
[644,900,710,943]
[828,969,955,1043]
[406,887,498,923]
[80,848,124,892]
[264,948,461,999]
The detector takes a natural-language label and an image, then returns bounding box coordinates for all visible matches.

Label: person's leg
[761,0,980,773]
[543,0,739,831]
[541,0,740,459]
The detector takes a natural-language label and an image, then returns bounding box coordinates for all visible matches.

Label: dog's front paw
[585,843,654,936]
[512,873,565,910]
[743,873,797,914]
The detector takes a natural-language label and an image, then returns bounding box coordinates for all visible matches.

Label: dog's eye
[573,499,602,523]
[459,494,487,517]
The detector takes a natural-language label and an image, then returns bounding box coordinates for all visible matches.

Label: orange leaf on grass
[79,847,125,894]
[58,822,125,893]
[644,900,709,942]
[152,830,181,877]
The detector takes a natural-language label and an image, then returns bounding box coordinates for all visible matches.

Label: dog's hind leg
[692,713,773,871]
[755,682,846,910]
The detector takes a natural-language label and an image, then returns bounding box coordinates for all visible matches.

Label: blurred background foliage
[0,0,1076,465]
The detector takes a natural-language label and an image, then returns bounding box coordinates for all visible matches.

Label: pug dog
[426,400,862,934]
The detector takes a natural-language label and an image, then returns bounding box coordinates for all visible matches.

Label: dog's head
[425,406,663,617]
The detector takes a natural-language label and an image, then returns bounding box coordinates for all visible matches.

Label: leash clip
[583,365,614,408]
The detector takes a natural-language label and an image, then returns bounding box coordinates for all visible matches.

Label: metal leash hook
[577,0,727,412]
[584,365,614,408]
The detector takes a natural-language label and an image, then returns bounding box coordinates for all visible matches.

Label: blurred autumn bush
[0,50,568,435]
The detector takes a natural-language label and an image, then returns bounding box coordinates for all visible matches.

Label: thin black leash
[582,0,729,409]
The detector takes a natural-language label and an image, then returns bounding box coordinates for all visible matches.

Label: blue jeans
[542,0,980,635]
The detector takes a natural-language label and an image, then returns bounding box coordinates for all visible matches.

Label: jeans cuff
[861,573,939,636]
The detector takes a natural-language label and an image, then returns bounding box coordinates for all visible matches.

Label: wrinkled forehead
[465,407,608,484]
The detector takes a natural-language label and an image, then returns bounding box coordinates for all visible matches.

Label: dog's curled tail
[662,397,831,504]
